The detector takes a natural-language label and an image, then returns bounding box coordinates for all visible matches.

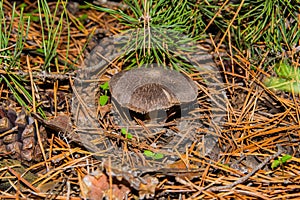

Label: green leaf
[126,133,133,139]
[36,48,44,54]
[99,95,109,106]
[153,153,164,160]
[264,77,300,94]
[281,155,292,163]
[250,65,257,71]
[24,13,40,22]
[120,128,132,139]
[121,128,127,135]
[271,159,281,169]
[78,14,88,21]
[100,82,109,90]
[78,4,92,9]
[275,61,300,80]
[144,150,155,158]
[19,3,27,9]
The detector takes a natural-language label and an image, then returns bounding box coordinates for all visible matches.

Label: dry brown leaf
[82,170,130,200]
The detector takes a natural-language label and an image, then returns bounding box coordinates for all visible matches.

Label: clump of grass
[89,0,215,72]
[0,1,28,69]
[91,0,299,76]
[0,1,45,114]
[92,0,210,37]
[37,0,71,71]
[235,0,299,52]
[0,0,73,117]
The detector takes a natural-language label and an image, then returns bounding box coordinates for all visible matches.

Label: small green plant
[264,60,300,94]
[143,150,164,160]
[271,154,292,170]
[99,82,110,106]
[120,128,133,139]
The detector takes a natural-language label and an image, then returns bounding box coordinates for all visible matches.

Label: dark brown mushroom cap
[109,67,198,113]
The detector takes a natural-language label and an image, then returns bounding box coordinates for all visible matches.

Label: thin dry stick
[69,77,97,123]
[7,167,40,193]
[209,34,231,96]
[93,0,128,9]
[203,0,230,33]
[232,189,272,200]
[208,145,285,192]
[54,80,58,116]
[108,157,113,200]
[27,55,49,171]
[216,0,245,51]
[29,192,82,200]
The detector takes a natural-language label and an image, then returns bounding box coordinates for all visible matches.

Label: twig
[27,55,49,171]
[0,69,75,81]
[92,0,129,9]
[7,168,40,193]
[208,145,285,192]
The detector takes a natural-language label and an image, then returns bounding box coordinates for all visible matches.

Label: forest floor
[0,1,300,199]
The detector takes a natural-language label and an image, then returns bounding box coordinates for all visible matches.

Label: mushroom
[109,67,198,115]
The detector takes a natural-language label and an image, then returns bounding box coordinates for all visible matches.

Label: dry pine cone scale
[0,107,47,165]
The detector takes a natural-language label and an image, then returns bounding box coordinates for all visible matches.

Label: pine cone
[0,107,47,165]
